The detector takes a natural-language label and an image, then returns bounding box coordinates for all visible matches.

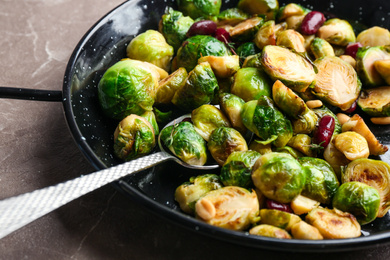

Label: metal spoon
[0,114,218,239]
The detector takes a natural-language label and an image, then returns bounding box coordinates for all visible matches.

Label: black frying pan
[1,0,390,252]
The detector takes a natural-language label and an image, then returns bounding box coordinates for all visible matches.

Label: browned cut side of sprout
[291,221,324,240]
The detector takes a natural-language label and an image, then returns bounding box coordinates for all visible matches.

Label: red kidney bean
[313,115,335,148]
[186,20,217,37]
[344,100,357,114]
[266,199,293,213]
[214,27,231,44]
[344,42,363,59]
[300,11,326,35]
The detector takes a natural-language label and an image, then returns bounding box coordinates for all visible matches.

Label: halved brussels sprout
[374,59,390,85]
[191,104,231,141]
[140,110,159,136]
[230,16,265,42]
[208,127,248,166]
[155,67,188,105]
[333,131,370,160]
[172,62,219,111]
[323,138,351,178]
[160,121,207,165]
[317,18,356,46]
[310,37,335,59]
[236,42,260,61]
[113,115,156,161]
[237,0,279,20]
[356,46,390,87]
[298,157,339,205]
[254,20,285,50]
[276,29,306,53]
[177,0,222,19]
[358,86,390,117]
[241,96,293,148]
[176,35,230,72]
[313,106,342,134]
[333,182,380,225]
[159,8,194,52]
[249,224,292,239]
[219,93,247,134]
[287,134,316,157]
[342,158,390,218]
[252,152,307,203]
[285,14,306,31]
[126,30,174,71]
[292,109,318,134]
[290,195,320,215]
[261,45,316,93]
[217,7,250,26]
[231,67,273,102]
[198,55,240,78]
[356,26,390,47]
[242,53,262,68]
[220,150,261,188]
[291,221,323,240]
[259,209,301,231]
[195,186,259,230]
[277,3,310,22]
[249,139,273,155]
[98,59,158,120]
[312,56,361,111]
[175,174,223,214]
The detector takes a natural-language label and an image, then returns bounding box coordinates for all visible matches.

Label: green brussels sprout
[342,158,390,218]
[241,96,293,148]
[98,59,158,120]
[153,107,174,125]
[219,93,247,134]
[249,224,292,239]
[317,18,356,47]
[356,26,390,47]
[208,127,248,166]
[261,45,316,93]
[242,53,262,68]
[172,62,219,111]
[237,0,279,20]
[191,104,231,141]
[356,46,390,87]
[275,146,304,159]
[217,7,250,26]
[198,55,240,78]
[155,67,188,105]
[236,42,260,61]
[310,37,335,59]
[175,174,223,214]
[231,67,272,102]
[126,30,174,71]
[159,8,194,52]
[252,152,307,203]
[140,110,159,135]
[254,20,287,49]
[298,157,340,205]
[292,109,318,134]
[249,139,272,155]
[313,106,342,134]
[160,121,207,165]
[113,115,156,161]
[259,209,301,231]
[177,0,222,19]
[276,29,306,53]
[276,3,310,22]
[176,35,230,72]
[195,186,260,230]
[312,56,361,111]
[374,59,390,85]
[358,86,390,117]
[287,134,316,157]
[332,182,380,225]
[230,16,265,42]
[220,150,261,188]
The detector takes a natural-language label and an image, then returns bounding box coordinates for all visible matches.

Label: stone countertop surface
[1,0,390,259]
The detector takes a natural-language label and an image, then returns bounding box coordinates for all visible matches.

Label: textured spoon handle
[0,152,171,239]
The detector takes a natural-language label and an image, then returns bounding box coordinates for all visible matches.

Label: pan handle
[0,86,62,102]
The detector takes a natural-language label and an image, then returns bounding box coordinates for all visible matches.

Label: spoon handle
[0,152,171,239]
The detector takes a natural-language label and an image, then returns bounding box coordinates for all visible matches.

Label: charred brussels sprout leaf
[177,0,222,19]
[160,121,207,166]
[317,18,356,46]
[238,0,279,20]
[358,86,390,117]
[356,46,390,87]
[333,182,380,225]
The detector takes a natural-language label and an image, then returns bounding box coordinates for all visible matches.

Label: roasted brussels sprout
[290,194,320,215]
[358,86,390,117]
[231,67,273,102]
[230,16,264,42]
[252,152,307,203]
[220,150,261,188]
[172,62,219,111]
[98,59,158,120]
[356,46,390,87]
[312,56,361,111]
[317,18,356,46]
[261,45,316,93]
[298,157,339,204]
[155,67,188,105]
[342,158,390,218]
[292,109,318,134]
[191,104,231,141]
[242,53,263,68]
[259,209,301,231]
[219,93,247,133]
[333,182,380,225]
[175,174,223,214]
[159,8,194,52]
[113,115,156,161]
[198,55,240,78]
[287,134,316,157]
[175,35,230,72]
[160,121,207,165]
[237,0,279,20]
[276,29,306,53]
[374,59,390,85]
[333,131,370,160]
[208,127,248,166]
[249,139,272,155]
[241,96,293,148]
[356,26,390,47]
[254,20,278,50]
[126,30,174,71]
[275,146,304,159]
[236,42,260,61]
[140,110,159,135]
[310,37,335,59]
[323,139,351,178]
[217,7,250,26]
[249,224,292,239]
[291,221,323,240]
[177,0,222,19]
[277,3,309,21]
[195,186,259,230]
